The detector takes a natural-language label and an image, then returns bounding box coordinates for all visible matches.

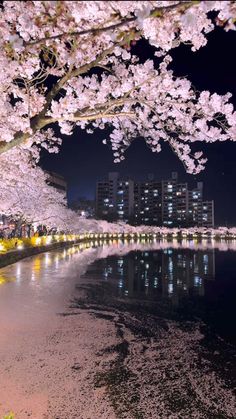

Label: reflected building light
[54,255,59,268]
[118,279,123,288]
[44,253,51,267]
[124,290,129,296]
[194,275,202,287]
[168,283,174,294]
[168,259,173,272]
[16,264,21,281]
[104,269,108,278]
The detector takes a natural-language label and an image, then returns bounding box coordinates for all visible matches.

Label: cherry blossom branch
[37,45,116,119]
[0,45,116,154]
[23,1,197,47]
[51,111,135,123]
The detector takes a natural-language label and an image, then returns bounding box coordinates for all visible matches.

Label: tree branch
[24,2,198,47]
[53,111,135,123]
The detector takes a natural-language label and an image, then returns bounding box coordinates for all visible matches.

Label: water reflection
[0,237,234,289]
[93,248,215,306]
[0,238,234,317]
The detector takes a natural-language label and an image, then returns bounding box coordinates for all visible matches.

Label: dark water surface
[81,247,236,344]
[73,241,236,418]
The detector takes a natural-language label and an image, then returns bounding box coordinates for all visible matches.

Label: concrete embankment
[0,240,81,269]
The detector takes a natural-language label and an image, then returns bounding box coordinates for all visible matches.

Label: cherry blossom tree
[0,147,71,230]
[0,1,236,226]
[1,1,236,172]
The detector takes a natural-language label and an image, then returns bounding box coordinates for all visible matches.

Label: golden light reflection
[31,256,42,281]
[0,274,16,285]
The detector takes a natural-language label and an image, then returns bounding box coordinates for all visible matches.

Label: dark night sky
[40,27,236,226]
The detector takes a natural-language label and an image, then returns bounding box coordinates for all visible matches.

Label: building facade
[96,172,214,227]
[134,180,162,225]
[96,172,134,222]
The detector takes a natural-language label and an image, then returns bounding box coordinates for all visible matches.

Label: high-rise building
[201,201,215,227]
[176,182,188,226]
[96,172,134,222]
[95,172,214,227]
[116,178,134,222]
[188,182,203,226]
[134,180,162,225]
[162,172,178,226]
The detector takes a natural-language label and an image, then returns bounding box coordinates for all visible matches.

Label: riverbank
[2,231,236,269]
[0,240,82,269]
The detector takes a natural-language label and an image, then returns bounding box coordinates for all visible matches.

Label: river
[0,239,235,418]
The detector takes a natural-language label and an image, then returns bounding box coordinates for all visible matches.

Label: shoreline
[1,233,236,269]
